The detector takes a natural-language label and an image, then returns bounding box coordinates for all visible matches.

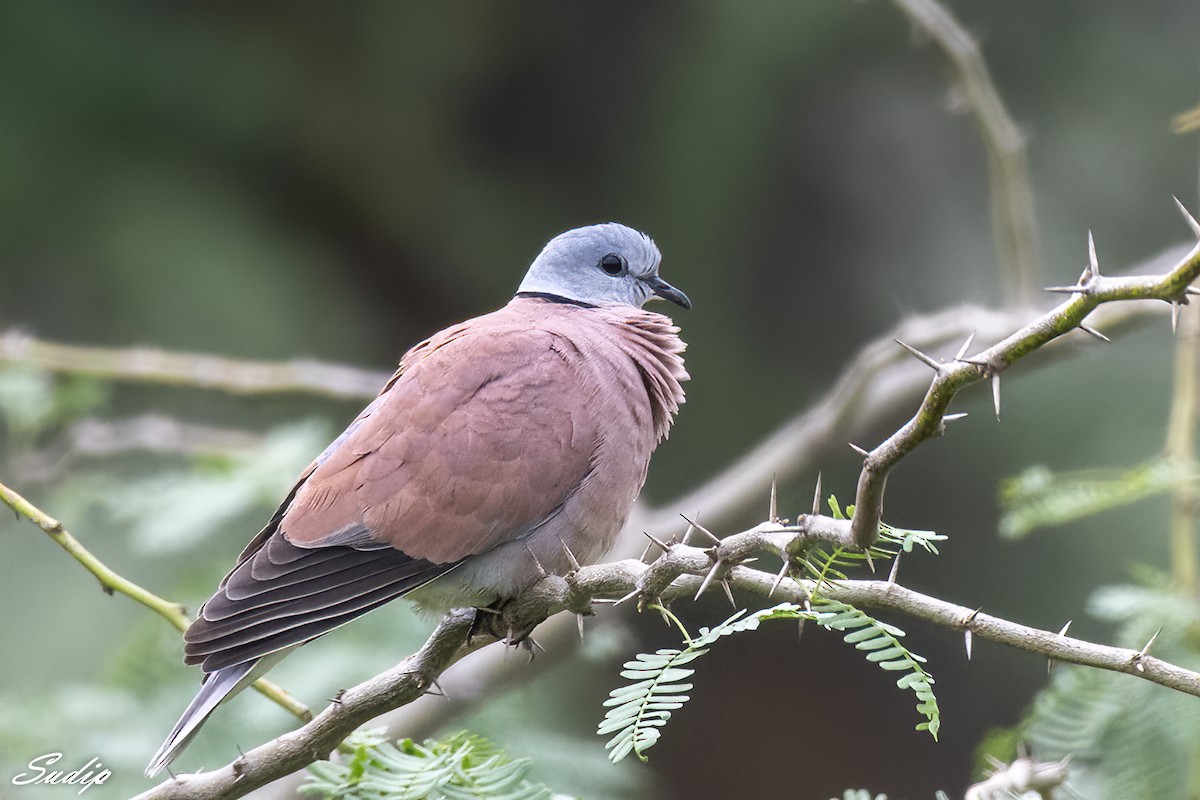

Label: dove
[146,222,690,776]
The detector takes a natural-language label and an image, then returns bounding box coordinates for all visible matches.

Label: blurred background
[2,1,1200,798]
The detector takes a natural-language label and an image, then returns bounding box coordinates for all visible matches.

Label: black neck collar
[515,292,598,309]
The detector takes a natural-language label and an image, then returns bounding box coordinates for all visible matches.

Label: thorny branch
[890,0,1041,303]
[849,204,1200,549]
[2,243,1195,798]
[134,517,1200,800]
[0,479,311,722]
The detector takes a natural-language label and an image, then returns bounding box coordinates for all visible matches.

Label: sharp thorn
[1172,301,1181,334]
[639,542,655,563]
[992,372,1002,420]
[680,514,697,545]
[1078,323,1110,342]
[943,411,969,422]
[797,617,806,643]
[849,442,870,457]
[1175,195,1200,238]
[720,579,737,609]
[962,607,981,626]
[613,589,640,607]
[1057,620,1072,637]
[769,475,779,523]
[1048,657,1056,676]
[576,614,586,640]
[557,536,582,571]
[769,558,791,597]
[1138,628,1162,659]
[811,472,823,515]
[1043,285,1086,294]
[524,544,547,578]
[429,678,449,700]
[894,338,942,371]
[695,559,723,601]
[1186,285,1200,297]
[964,628,973,660]
[864,549,876,574]
[887,552,901,584]
[955,331,977,361]
[1087,231,1100,278]
[679,514,721,545]
[642,530,672,553]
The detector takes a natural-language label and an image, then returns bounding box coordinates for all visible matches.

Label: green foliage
[599,600,940,764]
[985,575,1200,799]
[998,459,1191,539]
[301,730,569,800]
[0,365,108,447]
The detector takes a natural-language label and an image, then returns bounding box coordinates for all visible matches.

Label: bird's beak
[645,275,692,310]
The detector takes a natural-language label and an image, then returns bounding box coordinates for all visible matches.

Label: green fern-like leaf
[998,459,1191,539]
[811,599,941,739]
[301,730,557,800]
[597,647,700,763]
[600,601,941,764]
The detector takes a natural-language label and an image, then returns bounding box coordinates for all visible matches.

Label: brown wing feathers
[184,536,452,671]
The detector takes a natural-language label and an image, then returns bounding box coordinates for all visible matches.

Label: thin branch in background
[0,329,389,401]
[850,221,1200,548]
[1165,302,1200,595]
[889,0,1041,303]
[11,414,266,484]
[131,520,1200,800]
[0,479,311,722]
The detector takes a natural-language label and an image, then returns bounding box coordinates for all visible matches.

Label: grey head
[517,223,691,310]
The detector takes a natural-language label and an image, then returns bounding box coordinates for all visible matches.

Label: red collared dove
[146,222,690,776]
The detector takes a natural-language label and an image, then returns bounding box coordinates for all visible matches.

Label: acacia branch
[135,519,1200,800]
[0,329,389,401]
[890,0,1040,302]
[850,216,1200,548]
[0,479,311,722]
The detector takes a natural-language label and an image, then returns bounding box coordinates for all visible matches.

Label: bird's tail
[144,660,261,778]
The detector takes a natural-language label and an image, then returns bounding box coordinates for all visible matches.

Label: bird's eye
[600,254,626,276]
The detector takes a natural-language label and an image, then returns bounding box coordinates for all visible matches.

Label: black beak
[645,275,692,310]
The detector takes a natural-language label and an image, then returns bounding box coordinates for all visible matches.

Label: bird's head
[518,223,691,310]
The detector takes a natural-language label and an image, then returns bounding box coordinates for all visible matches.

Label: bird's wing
[184,322,599,671]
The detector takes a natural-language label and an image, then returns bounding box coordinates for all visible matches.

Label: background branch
[890,0,1041,303]
[1166,301,1200,595]
[0,329,389,401]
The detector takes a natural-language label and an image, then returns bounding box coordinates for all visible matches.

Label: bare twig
[890,0,1040,302]
[1166,302,1200,595]
[12,414,265,484]
[0,329,389,401]
[850,224,1200,548]
[0,480,311,722]
[134,520,1200,800]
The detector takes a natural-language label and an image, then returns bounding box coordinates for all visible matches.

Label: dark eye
[599,254,626,276]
